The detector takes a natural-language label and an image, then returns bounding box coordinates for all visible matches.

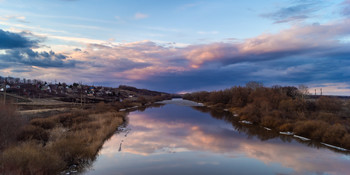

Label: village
[0,76,168,105]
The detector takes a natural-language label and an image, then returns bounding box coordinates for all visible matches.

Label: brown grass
[0,104,25,150]
[1,103,125,174]
[17,125,49,143]
[1,142,65,175]
[30,117,57,129]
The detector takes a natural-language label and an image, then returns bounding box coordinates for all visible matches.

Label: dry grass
[1,142,65,175]
[1,103,125,174]
[0,95,168,174]
[17,125,49,143]
[0,104,25,150]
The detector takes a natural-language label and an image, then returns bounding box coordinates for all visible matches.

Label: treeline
[183,82,350,149]
[118,85,169,97]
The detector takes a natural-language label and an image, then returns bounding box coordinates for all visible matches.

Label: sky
[0,0,350,94]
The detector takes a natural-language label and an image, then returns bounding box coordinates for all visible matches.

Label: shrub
[17,125,49,142]
[47,136,91,165]
[341,134,350,149]
[317,112,339,123]
[0,142,65,175]
[322,124,346,145]
[0,104,25,150]
[261,116,282,129]
[293,120,329,140]
[94,102,114,113]
[316,96,342,112]
[279,123,294,132]
[30,118,56,129]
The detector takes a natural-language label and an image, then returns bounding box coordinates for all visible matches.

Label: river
[84,99,350,175]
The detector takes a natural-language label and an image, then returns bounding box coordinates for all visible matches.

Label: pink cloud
[5,18,350,90]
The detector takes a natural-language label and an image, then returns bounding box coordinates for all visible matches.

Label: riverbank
[0,95,171,174]
[183,85,350,151]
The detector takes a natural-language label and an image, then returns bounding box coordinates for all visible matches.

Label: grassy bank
[0,95,171,174]
[184,84,350,150]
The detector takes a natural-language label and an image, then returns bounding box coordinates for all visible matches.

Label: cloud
[179,3,200,10]
[0,15,28,23]
[342,0,350,16]
[0,29,74,68]
[0,49,75,68]
[2,17,350,94]
[134,12,149,20]
[47,18,349,92]
[261,1,323,23]
[197,31,219,35]
[0,29,38,49]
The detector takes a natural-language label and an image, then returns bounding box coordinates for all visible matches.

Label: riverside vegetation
[0,95,171,175]
[183,82,350,150]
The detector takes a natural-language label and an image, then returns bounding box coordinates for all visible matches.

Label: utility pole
[80,81,83,107]
[320,88,322,96]
[314,89,316,95]
[3,79,7,104]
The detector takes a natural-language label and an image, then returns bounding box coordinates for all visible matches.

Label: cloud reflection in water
[87,103,350,175]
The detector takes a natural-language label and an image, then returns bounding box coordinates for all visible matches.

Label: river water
[84,99,350,175]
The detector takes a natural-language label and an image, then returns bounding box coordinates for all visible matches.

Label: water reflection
[85,101,350,175]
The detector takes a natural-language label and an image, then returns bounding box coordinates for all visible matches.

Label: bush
[17,125,49,143]
[316,96,342,112]
[322,124,346,145]
[293,120,329,140]
[341,134,350,149]
[0,104,25,150]
[279,123,294,132]
[261,116,282,129]
[0,142,65,175]
[30,118,56,129]
[316,112,339,123]
[47,136,91,165]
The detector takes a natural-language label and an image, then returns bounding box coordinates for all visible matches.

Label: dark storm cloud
[0,29,38,49]
[0,29,75,68]
[133,53,350,93]
[0,49,76,68]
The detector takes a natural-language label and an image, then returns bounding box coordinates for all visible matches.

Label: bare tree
[298,84,309,99]
[246,81,263,90]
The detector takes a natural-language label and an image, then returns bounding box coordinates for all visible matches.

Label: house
[0,85,10,92]
[41,85,51,92]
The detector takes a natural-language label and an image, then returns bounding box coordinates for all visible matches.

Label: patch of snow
[279,131,294,135]
[293,135,310,141]
[264,127,272,131]
[240,120,252,124]
[321,142,348,151]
